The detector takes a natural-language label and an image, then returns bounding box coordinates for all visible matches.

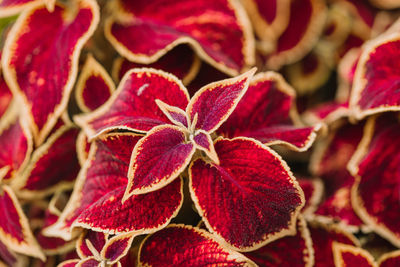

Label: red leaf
[0,115,32,181]
[187,68,255,133]
[124,125,195,197]
[139,224,256,266]
[0,185,44,260]
[189,137,304,251]
[244,216,314,267]
[350,116,400,247]
[75,54,115,113]
[45,133,183,240]
[350,31,400,120]
[12,126,80,199]
[105,0,255,76]
[332,243,376,267]
[75,68,189,140]
[219,72,320,151]
[2,0,99,145]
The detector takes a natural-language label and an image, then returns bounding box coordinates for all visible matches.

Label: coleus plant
[2,0,400,265]
[48,66,322,253]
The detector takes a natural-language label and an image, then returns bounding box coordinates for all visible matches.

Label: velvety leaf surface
[15,126,80,198]
[352,119,400,247]
[187,69,255,133]
[333,243,376,267]
[75,69,189,139]
[244,216,314,267]
[350,32,400,119]
[125,125,194,197]
[2,0,99,145]
[47,133,183,239]
[0,116,32,181]
[139,224,256,266]
[309,221,359,267]
[189,137,304,251]
[219,72,318,151]
[75,55,115,112]
[0,185,44,259]
[113,45,199,85]
[106,0,254,76]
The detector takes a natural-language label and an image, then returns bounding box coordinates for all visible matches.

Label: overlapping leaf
[75,69,190,140]
[0,114,32,181]
[2,0,99,145]
[105,0,255,76]
[189,137,304,251]
[75,55,115,113]
[333,243,377,267]
[45,133,183,240]
[350,30,400,119]
[12,125,80,199]
[0,185,44,260]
